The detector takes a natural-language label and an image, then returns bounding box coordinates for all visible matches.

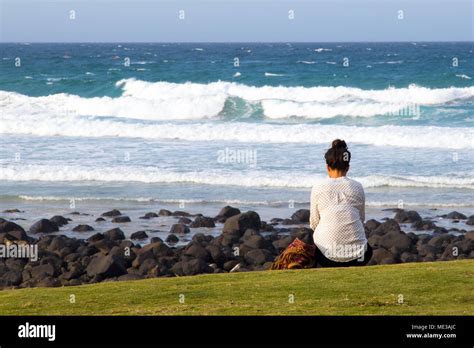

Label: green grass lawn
[0,260,472,315]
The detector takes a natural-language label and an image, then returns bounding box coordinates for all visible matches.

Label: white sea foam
[0,109,472,149]
[260,99,413,118]
[1,165,473,189]
[314,48,332,52]
[15,195,474,208]
[18,195,153,202]
[2,80,474,122]
[297,60,316,64]
[364,201,474,208]
[264,72,285,77]
[0,88,226,120]
[16,195,296,206]
[114,79,474,112]
[46,77,66,82]
[456,74,472,80]
[1,80,474,143]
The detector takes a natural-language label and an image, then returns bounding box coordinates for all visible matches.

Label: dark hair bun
[331,139,347,150]
[325,139,351,171]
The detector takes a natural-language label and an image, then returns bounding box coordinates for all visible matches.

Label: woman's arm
[309,186,320,230]
[359,186,366,223]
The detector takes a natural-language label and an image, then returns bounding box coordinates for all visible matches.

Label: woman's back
[310,176,367,262]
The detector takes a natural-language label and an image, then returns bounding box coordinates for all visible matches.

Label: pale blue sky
[0,0,472,42]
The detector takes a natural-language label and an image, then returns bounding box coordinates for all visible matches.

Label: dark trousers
[315,243,373,268]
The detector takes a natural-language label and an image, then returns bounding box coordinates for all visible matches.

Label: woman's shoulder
[311,179,327,195]
[346,177,365,191]
[312,177,332,187]
[312,177,364,192]
[311,178,335,194]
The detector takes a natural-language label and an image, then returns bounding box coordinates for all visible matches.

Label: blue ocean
[0,42,473,238]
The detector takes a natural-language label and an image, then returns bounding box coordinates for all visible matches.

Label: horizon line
[1,40,473,44]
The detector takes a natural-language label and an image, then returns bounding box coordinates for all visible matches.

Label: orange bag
[271,238,316,270]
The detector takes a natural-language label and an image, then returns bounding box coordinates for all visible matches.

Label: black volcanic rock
[158,209,172,216]
[171,259,211,276]
[165,234,179,244]
[87,233,105,243]
[101,209,122,217]
[172,211,191,217]
[433,226,449,234]
[0,220,26,235]
[223,211,261,237]
[72,224,94,232]
[291,209,310,223]
[131,231,148,240]
[31,263,57,280]
[368,229,413,256]
[50,215,69,227]
[364,219,381,234]
[29,219,59,234]
[368,248,397,265]
[139,241,174,258]
[466,215,474,226]
[190,216,215,228]
[178,217,192,224]
[1,270,22,286]
[169,223,190,234]
[214,206,241,223]
[86,254,127,278]
[444,211,467,220]
[112,216,131,223]
[394,210,422,224]
[139,212,159,219]
[290,227,314,245]
[244,249,272,265]
[373,219,401,235]
[242,235,265,249]
[400,251,420,263]
[272,236,293,253]
[281,219,299,225]
[206,245,226,265]
[132,249,154,269]
[104,228,125,241]
[2,209,22,213]
[411,220,437,231]
[184,243,211,261]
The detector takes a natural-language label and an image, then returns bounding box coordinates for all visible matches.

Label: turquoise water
[0,42,473,216]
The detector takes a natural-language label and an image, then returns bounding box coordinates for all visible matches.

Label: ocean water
[0,42,473,235]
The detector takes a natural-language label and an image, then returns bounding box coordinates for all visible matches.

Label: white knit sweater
[310,176,367,262]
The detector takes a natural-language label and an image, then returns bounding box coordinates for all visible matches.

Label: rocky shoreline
[0,206,473,289]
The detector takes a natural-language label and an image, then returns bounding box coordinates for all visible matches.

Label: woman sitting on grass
[310,139,372,267]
